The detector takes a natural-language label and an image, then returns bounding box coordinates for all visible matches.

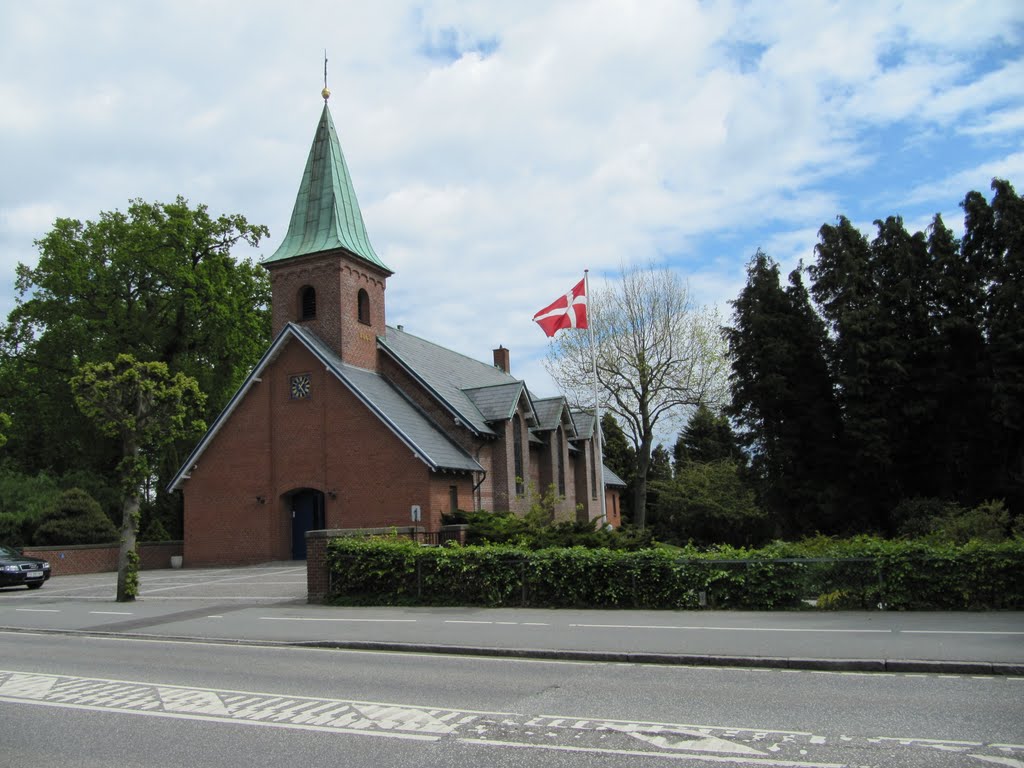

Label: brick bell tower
[262,86,392,371]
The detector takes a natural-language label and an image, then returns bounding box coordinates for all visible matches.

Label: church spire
[264,85,389,273]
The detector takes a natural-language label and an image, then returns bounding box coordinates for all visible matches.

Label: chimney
[493,345,510,373]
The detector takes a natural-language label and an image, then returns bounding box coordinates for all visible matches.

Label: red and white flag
[533,278,587,337]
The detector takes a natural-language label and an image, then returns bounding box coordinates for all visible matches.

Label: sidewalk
[1,564,1022,675]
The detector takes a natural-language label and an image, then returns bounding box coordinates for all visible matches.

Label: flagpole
[585,269,608,527]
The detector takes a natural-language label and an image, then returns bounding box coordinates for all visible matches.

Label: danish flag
[533,278,588,337]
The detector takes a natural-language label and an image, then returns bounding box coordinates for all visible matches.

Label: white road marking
[1,668,1016,764]
[459,739,844,766]
[569,624,891,633]
[965,756,1024,767]
[904,630,1024,636]
[258,617,416,623]
[14,608,60,613]
[0,697,440,741]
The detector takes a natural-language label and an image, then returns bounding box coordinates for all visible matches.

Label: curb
[6,626,1018,675]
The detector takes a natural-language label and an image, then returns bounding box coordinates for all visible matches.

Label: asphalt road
[1,631,1021,767]
[1,564,1022,673]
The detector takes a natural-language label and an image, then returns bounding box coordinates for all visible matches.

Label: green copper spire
[264,101,390,272]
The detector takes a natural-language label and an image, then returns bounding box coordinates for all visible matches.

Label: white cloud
[0,0,1021,401]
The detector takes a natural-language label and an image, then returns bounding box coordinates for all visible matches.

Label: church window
[513,417,524,496]
[556,429,565,496]
[357,288,370,325]
[300,286,317,320]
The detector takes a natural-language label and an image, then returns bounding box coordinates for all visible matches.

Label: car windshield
[0,544,20,557]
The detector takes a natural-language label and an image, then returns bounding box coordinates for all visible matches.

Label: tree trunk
[631,433,654,530]
[116,439,142,603]
[115,492,140,602]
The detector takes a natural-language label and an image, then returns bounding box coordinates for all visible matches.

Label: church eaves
[264,102,390,273]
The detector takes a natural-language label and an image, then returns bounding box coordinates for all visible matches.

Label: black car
[0,544,51,590]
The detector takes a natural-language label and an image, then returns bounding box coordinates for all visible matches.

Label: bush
[0,466,61,539]
[324,535,1024,610]
[58,469,121,527]
[0,512,35,548]
[650,460,769,547]
[450,509,652,550]
[140,517,171,542]
[33,488,119,545]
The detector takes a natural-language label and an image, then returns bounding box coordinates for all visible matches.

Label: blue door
[291,490,324,560]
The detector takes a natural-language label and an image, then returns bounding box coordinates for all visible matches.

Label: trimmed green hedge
[325,536,1024,610]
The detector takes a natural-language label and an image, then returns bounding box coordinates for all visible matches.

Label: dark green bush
[325,535,1024,610]
[140,517,171,542]
[32,488,119,545]
[0,512,35,548]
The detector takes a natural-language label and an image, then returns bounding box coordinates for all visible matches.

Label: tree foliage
[673,404,742,469]
[0,197,269,492]
[727,179,1023,536]
[725,251,841,535]
[545,266,729,529]
[651,459,767,547]
[71,355,205,601]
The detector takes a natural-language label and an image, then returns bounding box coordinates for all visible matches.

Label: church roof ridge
[264,103,390,272]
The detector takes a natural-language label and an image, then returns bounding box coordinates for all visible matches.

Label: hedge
[325,536,1024,610]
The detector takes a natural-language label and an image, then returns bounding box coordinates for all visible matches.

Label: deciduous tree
[71,355,205,602]
[545,266,729,529]
[0,197,268,485]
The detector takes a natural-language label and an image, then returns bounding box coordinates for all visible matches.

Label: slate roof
[167,323,481,491]
[263,103,390,273]
[570,410,596,440]
[463,381,527,423]
[531,396,576,436]
[603,465,628,488]
[379,326,534,436]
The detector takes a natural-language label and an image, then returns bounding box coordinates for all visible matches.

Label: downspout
[473,445,487,510]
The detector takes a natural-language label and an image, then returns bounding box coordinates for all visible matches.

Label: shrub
[0,512,35,548]
[141,517,171,542]
[324,535,1024,610]
[450,509,651,550]
[32,488,119,545]
[0,466,61,537]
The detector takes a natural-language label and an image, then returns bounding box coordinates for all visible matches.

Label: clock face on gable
[289,373,311,400]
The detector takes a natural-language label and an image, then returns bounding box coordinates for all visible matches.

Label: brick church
[168,93,624,566]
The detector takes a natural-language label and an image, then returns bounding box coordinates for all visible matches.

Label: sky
[1,0,1022,418]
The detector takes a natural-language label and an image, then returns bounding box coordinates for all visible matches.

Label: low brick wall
[306,526,468,603]
[21,541,184,576]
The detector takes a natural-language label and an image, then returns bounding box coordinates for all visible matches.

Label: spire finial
[322,50,331,102]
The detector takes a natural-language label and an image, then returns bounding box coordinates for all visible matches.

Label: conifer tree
[726,251,840,535]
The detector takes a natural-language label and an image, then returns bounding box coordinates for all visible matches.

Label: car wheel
[26,582,42,590]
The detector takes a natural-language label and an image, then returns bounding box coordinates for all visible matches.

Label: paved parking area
[0,562,308,603]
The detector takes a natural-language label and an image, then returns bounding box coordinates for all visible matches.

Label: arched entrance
[289,489,325,560]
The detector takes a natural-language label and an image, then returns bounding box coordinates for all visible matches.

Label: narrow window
[590,442,598,499]
[556,429,565,496]
[357,288,370,325]
[300,286,317,320]
[449,485,459,514]
[513,418,524,496]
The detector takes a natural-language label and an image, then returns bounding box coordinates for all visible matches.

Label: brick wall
[268,250,387,371]
[21,542,184,576]
[183,337,436,566]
